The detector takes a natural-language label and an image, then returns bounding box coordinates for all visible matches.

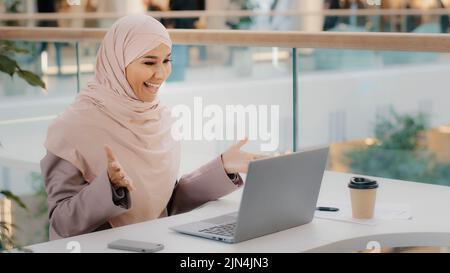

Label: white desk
[25,171,450,253]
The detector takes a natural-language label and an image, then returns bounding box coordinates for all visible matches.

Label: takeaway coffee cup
[348,177,379,219]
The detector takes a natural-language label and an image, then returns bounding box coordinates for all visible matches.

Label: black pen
[316,206,339,212]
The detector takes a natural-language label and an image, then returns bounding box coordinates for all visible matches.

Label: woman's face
[125,43,172,102]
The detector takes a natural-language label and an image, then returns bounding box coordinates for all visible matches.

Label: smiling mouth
[143,82,160,93]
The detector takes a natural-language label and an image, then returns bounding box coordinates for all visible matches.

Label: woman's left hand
[221,138,267,174]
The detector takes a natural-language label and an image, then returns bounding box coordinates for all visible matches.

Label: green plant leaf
[344,108,450,185]
[0,54,18,77]
[16,70,46,89]
[0,221,17,230]
[0,190,27,210]
[0,221,9,232]
[0,233,13,249]
[0,41,29,54]
[3,46,29,54]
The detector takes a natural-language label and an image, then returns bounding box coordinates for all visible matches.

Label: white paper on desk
[314,201,412,226]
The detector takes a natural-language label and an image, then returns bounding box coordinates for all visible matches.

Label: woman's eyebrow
[142,53,172,59]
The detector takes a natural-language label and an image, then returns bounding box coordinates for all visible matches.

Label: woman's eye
[144,60,171,66]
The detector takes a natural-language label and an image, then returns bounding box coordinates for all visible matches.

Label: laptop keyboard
[199,222,236,237]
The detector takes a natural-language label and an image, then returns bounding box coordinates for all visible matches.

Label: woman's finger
[117,172,125,180]
[114,177,127,188]
[253,154,268,160]
[234,137,248,149]
[110,169,125,180]
[124,178,136,192]
[110,173,121,184]
[128,181,136,192]
[104,145,117,163]
[245,152,267,161]
[110,162,121,171]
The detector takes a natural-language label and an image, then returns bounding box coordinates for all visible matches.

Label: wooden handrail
[1,27,450,53]
[0,8,450,21]
[0,27,106,41]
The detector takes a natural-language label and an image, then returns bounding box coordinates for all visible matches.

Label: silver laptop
[170,146,329,244]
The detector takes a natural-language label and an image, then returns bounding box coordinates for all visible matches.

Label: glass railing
[1,27,450,247]
[295,47,450,186]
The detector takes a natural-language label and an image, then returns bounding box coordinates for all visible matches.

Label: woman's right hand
[104,145,135,192]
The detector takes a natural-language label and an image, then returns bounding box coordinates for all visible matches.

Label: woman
[41,14,263,240]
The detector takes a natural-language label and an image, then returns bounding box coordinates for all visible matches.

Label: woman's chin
[142,95,157,103]
[135,92,156,102]
[138,88,158,102]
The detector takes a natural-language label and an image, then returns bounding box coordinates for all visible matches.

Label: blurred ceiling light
[437,126,450,134]
[45,64,94,75]
[40,51,48,73]
[252,50,289,62]
[364,138,377,145]
[421,0,438,8]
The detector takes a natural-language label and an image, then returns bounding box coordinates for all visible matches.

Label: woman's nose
[153,64,167,80]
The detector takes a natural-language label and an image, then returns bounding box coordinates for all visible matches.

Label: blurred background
[0,0,450,252]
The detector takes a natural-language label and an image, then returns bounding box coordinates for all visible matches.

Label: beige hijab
[44,14,180,227]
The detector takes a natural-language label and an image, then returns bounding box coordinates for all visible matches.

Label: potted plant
[0,190,27,251]
[0,40,46,250]
[345,108,450,185]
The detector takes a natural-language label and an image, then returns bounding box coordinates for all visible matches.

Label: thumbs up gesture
[104,145,136,192]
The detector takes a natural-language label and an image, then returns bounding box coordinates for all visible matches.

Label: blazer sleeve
[40,151,131,240]
[166,156,243,215]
